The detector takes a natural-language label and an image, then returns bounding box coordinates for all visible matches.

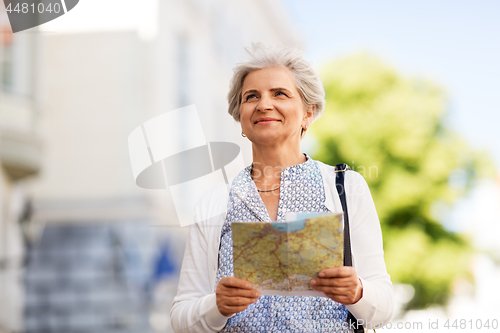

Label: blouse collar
[230,153,315,222]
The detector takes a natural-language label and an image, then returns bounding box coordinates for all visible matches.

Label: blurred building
[0,4,40,332]
[0,0,300,332]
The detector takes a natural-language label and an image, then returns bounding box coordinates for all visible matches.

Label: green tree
[311,53,495,309]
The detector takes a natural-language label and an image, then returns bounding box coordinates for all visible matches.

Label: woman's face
[239,67,314,146]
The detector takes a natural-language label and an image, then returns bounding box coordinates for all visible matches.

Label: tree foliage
[311,53,495,309]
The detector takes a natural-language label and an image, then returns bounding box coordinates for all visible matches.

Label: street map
[232,213,343,296]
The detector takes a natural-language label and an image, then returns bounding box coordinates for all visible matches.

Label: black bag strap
[335,163,365,333]
[335,163,352,267]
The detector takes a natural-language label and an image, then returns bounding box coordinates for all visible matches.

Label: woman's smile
[254,117,281,124]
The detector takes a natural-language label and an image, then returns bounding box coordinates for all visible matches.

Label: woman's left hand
[310,267,363,305]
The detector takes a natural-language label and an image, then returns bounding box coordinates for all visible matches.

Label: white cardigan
[171,161,394,332]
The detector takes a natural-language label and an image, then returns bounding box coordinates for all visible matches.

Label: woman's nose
[256,94,273,112]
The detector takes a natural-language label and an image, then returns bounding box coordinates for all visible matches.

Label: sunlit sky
[286,0,500,172]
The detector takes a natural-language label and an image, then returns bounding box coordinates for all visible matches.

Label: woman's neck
[250,144,306,184]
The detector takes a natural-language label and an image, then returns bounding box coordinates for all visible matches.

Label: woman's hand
[216,277,261,317]
[310,267,363,305]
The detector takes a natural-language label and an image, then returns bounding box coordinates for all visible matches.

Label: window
[0,24,33,97]
[1,24,13,91]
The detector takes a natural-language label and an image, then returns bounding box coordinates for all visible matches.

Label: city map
[232,213,344,296]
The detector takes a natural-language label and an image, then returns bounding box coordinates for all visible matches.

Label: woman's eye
[276,91,287,97]
[245,94,257,101]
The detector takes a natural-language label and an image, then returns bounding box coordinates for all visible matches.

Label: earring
[241,132,246,137]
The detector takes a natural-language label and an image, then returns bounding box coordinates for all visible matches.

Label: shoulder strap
[334,163,352,267]
[335,163,366,333]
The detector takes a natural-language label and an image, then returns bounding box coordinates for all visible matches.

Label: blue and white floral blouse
[214,154,353,332]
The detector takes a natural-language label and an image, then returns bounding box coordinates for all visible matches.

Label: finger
[324,292,360,305]
[311,277,352,288]
[311,285,351,295]
[315,286,359,304]
[220,288,261,298]
[217,296,259,317]
[323,293,350,304]
[318,267,355,278]
[219,304,254,316]
[223,296,260,307]
[220,277,253,289]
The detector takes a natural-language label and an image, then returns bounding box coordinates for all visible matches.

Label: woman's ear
[302,105,315,130]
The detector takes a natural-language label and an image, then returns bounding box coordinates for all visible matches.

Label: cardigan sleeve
[170,205,229,333]
[344,170,394,327]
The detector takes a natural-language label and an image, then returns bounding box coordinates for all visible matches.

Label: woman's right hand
[216,277,261,317]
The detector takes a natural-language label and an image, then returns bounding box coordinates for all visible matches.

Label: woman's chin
[249,134,286,146]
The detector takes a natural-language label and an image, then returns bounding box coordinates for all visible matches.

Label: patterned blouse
[214,154,353,332]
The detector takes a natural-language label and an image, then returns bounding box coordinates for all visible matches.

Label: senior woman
[171,44,394,332]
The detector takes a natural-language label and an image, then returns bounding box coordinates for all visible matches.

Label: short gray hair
[227,43,325,122]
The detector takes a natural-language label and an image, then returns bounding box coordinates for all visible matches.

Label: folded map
[232,212,344,296]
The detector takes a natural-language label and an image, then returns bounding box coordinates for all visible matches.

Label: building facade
[1,1,300,332]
